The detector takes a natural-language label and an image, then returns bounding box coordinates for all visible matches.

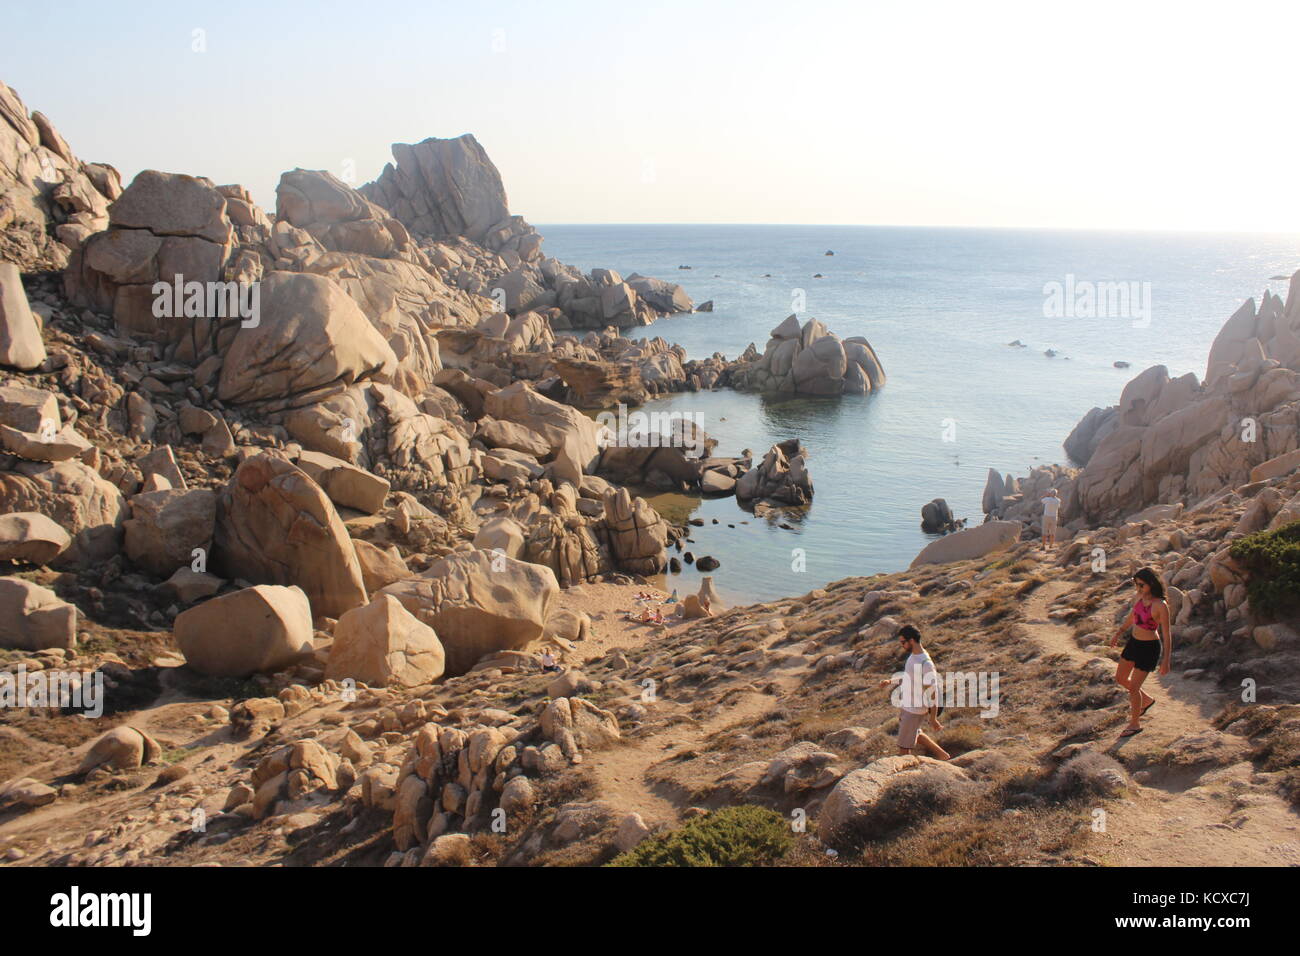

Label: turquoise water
[540,225,1299,603]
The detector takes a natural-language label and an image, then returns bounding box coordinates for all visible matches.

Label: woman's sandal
[1119,726,1144,738]
[1141,697,1156,716]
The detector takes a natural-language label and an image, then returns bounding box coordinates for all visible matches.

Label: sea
[538,224,1299,604]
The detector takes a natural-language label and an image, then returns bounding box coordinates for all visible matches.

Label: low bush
[606,805,793,867]
[1229,520,1300,618]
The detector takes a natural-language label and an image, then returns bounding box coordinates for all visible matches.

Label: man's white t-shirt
[900,650,938,715]
[1041,495,1060,519]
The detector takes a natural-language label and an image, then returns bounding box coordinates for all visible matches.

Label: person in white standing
[878,625,950,760]
[1040,487,1061,551]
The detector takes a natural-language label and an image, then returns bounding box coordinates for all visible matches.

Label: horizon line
[531,222,1300,236]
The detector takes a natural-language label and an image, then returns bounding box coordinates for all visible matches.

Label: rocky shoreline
[1,75,1298,868]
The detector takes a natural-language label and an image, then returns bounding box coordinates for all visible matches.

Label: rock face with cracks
[213,453,367,618]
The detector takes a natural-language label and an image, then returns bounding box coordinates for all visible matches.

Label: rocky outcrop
[1047,274,1300,526]
[920,498,963,534]
[525,491,612,586]
[552,355,647,407]
[731,315,885,396]
[1,80,120,271]
[360,135,518,248]
[1063,406,1119,467]
[0,459,126,566]
[483,380,603,483]
[736,439,814,506]
[601,487,668,575]
[360,137,689,332]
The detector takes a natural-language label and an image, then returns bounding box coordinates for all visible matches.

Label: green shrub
[1229,520,1300,618]
[606,805,793,867]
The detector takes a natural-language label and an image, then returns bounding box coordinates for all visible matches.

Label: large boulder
[818,756,969,841]
[295,450,390,514]
[380,549,559,676]
[0,383,59,433]
[473,515,526,559]
[304,252,475,396]
[77,726,161,775]
[353,539,411,594]
[0,577,77,650]
[213,453,367,618]
[123,488,216,578]
[625,274,693,314]
[325,594,445,688]
[0,511,71,564]
[107,168,233,244]
[0,262,46,370]
[1063,406,1119,467]
[218,271,397,407]
[909,520,1021,567]
[173,585,313,677]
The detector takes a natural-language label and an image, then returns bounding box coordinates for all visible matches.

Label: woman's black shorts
[1122,635,1161,672]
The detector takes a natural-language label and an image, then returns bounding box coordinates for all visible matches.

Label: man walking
[1040,487,1061,551]
[879,625,950,760]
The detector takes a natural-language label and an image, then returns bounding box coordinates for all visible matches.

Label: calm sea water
[539,224,1299,603]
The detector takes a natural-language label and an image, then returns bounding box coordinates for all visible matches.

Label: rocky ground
[1,77,1298,867]
[3,488,1298,867]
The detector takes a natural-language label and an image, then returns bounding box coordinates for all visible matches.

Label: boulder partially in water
[730,315,884,396]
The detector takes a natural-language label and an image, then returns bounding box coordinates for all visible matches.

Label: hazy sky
[6,0,1298,230]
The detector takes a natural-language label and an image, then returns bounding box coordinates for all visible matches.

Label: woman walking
[1108,567,1171,737]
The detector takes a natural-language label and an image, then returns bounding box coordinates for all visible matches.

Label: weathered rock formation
[0,81,121,271]
[987,270,1300,530]
[730,315,885,396]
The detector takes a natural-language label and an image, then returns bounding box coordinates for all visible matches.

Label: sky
[5,0,1299,231]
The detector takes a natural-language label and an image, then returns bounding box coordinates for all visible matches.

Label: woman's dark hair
[897,624,922,644]
[1133,567,1165,600]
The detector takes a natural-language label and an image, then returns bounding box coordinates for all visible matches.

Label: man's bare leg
[914,732,950,761]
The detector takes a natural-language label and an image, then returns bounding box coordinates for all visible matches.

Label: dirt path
[587,672,800,827]
[1021,579,1300,866]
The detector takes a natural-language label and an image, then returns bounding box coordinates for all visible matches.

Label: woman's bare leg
[1115,658,1134,692]
[1126,667,1151,728]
